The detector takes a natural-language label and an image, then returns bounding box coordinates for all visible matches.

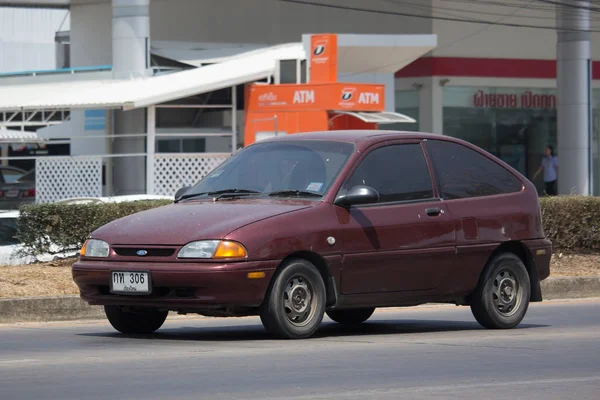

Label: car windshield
[183,140,355,199]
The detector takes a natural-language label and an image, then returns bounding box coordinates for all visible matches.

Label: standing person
[533,145,558,196]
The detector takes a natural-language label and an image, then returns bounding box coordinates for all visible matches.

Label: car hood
[91,199,315,245]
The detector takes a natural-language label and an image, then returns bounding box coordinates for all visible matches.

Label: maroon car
[72,130,551,339]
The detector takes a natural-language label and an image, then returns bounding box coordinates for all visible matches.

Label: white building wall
[0,7,69,73]
[149,0,433,44]
[431,0,600,60]
[70,1,111,67]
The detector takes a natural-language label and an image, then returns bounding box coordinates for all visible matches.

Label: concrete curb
[1,276,599,324]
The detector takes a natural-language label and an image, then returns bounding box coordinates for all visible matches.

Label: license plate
[110,271,151,295]
[5,190,19,199]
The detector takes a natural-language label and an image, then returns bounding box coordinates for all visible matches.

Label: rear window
[426,140,523,200]
[17,169,35,183]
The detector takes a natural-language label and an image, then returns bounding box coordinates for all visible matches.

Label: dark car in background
[0,165,26,185]
[73,131,552,339]
[0,168,35,210]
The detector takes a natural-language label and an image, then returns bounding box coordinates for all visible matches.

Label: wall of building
[149,0,433,44]
[431,0,600,60]
[70,1,111,67]
[0,7,69,73]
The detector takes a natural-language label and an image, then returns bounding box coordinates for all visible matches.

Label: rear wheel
[326,308,375,325]
[260,259,326,339]
[470,253,531,329]
[104,306,168,334]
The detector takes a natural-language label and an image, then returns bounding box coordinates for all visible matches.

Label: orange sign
[247,83,385,112]
[310,34,338,83]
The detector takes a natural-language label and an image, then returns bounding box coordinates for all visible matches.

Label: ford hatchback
[72,130,552,339]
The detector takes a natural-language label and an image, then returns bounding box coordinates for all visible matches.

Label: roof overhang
[303,33,437,76]
[0,128,40,142]
[0,43,300,112]
[0,0,69,8]
[332,111,416,124]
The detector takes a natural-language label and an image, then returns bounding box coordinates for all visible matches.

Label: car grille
[112,247,176,257]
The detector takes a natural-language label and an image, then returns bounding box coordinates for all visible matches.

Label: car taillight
[22,189,35,198]
[0,191,4,198]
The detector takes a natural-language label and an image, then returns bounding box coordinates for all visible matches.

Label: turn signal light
[213,241,248,259]
[80,240,88,256]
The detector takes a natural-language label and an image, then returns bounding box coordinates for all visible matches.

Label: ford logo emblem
[136,250,148,256]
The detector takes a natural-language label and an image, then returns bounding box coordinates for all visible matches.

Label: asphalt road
[0,299,599,400]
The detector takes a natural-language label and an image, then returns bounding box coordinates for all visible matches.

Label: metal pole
[231,86,237,152]
[556,0,591,195]
[146,105,156,194]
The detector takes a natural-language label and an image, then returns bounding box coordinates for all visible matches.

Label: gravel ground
[0,253,598,299]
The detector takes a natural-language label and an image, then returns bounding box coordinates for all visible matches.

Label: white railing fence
[29,152,230,203]
[36,157,103,203]
[153,153,230,197]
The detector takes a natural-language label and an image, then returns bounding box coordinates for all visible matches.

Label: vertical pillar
[146,105,155,195]
[111,0,149,195]
[419,78,443,134]
[231,86,238,152]
[112,0,149,76]
[556,0,591,195]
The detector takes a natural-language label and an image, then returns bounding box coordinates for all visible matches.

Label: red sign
[473,90,556,109]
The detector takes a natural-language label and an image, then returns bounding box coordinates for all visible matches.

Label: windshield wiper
[267,190,322,198]
[177,189,261,202]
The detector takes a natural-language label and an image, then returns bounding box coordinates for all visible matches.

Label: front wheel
[104,306,168,334]
[260,259,326,339]
[470,253,531,329]
[326,308,375,325]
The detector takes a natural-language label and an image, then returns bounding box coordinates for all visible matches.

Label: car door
[335,140,456,294]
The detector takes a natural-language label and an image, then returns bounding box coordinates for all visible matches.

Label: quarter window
[426,140,523,199]
[343,143,434,203]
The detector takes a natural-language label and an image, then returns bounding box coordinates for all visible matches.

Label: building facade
[1,0,598,196]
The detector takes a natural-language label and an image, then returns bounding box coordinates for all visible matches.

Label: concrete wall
[70,1,111,67]
[149,0,433,43]
[431,0,600,60]
[0,7,69,73]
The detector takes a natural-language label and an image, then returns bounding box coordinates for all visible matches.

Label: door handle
[425,207,443,217]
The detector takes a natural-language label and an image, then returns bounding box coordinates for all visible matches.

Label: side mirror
[174,186,191,202]
[334,185,379,208]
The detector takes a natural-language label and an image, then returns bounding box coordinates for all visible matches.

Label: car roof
[0,165,27,173]
[257,130,458,146]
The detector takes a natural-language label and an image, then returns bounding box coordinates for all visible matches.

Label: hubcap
[492,269,521,317]
[283,276,313,326]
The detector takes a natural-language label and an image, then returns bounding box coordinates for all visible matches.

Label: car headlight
[81,239,110,258]
[177,240,247,259]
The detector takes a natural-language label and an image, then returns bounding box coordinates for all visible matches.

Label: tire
[470,253,531,329]
[326,308,375,325]
[260,259,326,339]
[104,305,168,334]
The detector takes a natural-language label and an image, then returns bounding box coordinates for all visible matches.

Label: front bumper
[72,260,279,310]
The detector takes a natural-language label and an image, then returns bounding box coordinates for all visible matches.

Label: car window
[342,143,434,203]
[186,140,355,197]
[1,170,25,184]
[17,169,35,183]
[426,140,523,200]
[0,218,19,245]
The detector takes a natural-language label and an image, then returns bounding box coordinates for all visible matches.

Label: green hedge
[14,196,600,257]
[16,200,172,257]
[540,196,600,253]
